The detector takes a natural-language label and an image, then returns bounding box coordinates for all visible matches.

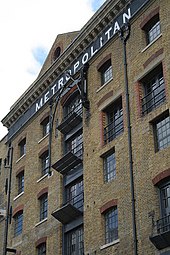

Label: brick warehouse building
[0,0,170,254]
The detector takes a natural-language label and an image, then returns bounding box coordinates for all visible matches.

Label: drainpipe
[3,145,16,255]
[48,98,53,176]
[119,23,138,255]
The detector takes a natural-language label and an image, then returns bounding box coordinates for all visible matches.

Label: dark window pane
[155,115,170,151]
[66,133,83,158]
[14,212,23,236]
[142,65,165,115]
[18,172,24,194]
[104,98,123,144]
[41,152,49,176]
[66,97,82,117]
[66,227,84,255]
[19,138,26,157]
[37,243,46,255]
[40,194,48,221]
[66,179,84,211]
[100,59,112,85]
[105,207,118,244]
[104,152,116,182]
[148,21,161,43]
[42,117,50,137]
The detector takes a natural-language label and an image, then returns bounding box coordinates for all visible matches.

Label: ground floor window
[66,226,84,255]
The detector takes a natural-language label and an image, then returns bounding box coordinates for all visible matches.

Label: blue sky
[31,0,106,68]
[91,0,106,11]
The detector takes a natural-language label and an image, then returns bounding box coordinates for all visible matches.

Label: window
[103,97,123,144]
[141,64,165,115]
[103,151,116,182]
[41,151,49,176]
[66,179,84,211]
[154,113,170,151]
[66,132,83,158]
[37,243,46,255]
[41,117,50,137]
[157,180,170,234]
[39,193,48,221]
[66,227,84,255]
[17,171,24,194]
[53,46,61,61]
[18,138,26,157]
[144,14,161,44]
[99,59,113,85]
[105,207,118,244]
[14,211,23,237]
[64,95,82,119]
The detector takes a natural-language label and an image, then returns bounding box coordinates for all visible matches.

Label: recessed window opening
[103,150,116,182]
[105,207,118,244]
[144,14,161,44]
[14,211,23,237]
[103,97,123,144]
[40,151,49,176]
[153,112,170,151]
[141,64,165,115]
[17,171,24,194]
[65,179,84,211]
[18,138,26,157]
[66,226,84,255]
[99,59,113,86]
[41,117,50,137]
[64,94,82,120]
[53,46,61,61]
[39,193,48,221]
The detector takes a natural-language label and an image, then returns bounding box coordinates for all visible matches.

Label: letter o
[82,53,89,64]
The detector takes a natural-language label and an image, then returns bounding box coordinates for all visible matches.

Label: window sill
[35,217,47,227]
[16,154,26,163]
[96,78,113,93]
[13,192,24,201]
[100,239,120,250]
[141,33,162,53]
[38,134,49,144]
[37,173,48,183]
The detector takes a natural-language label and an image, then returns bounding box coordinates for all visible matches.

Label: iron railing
[65,192,84,212]
[104,116,124,144]
[66,142,83,159]
[63,102,83,121]
[142,77,165,115]
[157,214,170,234]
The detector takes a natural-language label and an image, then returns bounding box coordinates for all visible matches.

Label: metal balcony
[51,192,83,224]
[150,215,170,250]
[57,104,83,134]
[52,143,83,175]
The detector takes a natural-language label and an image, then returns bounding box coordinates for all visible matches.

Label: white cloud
[0,0,104,140]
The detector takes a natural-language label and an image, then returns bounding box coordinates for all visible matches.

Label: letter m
[36,98,43,112]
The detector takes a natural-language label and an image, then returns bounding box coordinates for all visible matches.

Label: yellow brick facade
[0,0,170,255]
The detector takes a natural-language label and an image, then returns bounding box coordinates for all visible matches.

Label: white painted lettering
[74,61,80,74]
[58,77,64,89]
[44,91,50,103]
[91,45,98,57]
[123,8,131,23]
[100,37,103,47]
[105,27,112,41]
[51,83,57,95]
[82,53,89,64]
[36,98,43,112]
[65,70,72,81]
[113,21,120,34]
